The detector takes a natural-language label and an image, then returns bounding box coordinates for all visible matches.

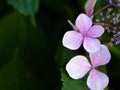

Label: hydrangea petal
[87,69,109,90]
[75,14,92,34]
[109,0,112,3]
[83,37,100,53]
[85,0,97,17]
[90,45,111,67]
[87,25,104,38]
[66,55,91,79]
[62,31,83,50]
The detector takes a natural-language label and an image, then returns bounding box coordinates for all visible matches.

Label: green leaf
[55,42,79,67]
[55,43,89,90]
[0,12,22,67]
[0,48,45,90]
[56,43,109,90]
[7,0,39,15]
[7,0,39,25]
[61,68,89,90]
[109,44,120,56]
[107,45,120,80]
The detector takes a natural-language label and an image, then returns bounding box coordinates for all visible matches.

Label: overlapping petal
[83,37,100,53]
[85,0,97,17]
[66,55,91,79]
[62,31,83,50]
[90,45,111,67]
[87,69,109,90]
[75,14,92,35]
[87,25,104,38]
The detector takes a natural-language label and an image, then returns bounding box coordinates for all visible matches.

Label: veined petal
[75,14,92,34]
[90,45,111,67]
[83,37,100,53]
[85,0,97,17]
[87,25,104,38]
[87,69,109,90]
[62,31,83,50]
[66,55,91,79]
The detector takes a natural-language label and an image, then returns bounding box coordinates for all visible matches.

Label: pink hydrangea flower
[62,14,104,53]
[85,0,97,17]
[66,45,111,90]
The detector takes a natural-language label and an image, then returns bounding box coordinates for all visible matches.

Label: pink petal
[66,55,91,79]
[87,25,104,38]
[75,14,92,35]
[109,0,112,3]
[85,0,97,17]
[87,69,109,90]
[62,31,83,50]
[90,45,111,67]
[83,37,100,53]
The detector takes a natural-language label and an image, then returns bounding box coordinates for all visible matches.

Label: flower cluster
[61,0,114,90]
[95,0,120,46]
[62,14,104,53]
[66,45,111,90]
[62,13,111,90]
[96,9,120,46]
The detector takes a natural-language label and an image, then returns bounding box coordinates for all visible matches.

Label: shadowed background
[0,0,119,90]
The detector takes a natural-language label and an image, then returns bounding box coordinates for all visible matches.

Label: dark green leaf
[61,68,89,90]
[56,42,109,90]
[7,0,39,25]
[55,43,89,90]
[7,0,39,15]
[107,45,120,79]
[0,12,24,67]
[0,48,45,90]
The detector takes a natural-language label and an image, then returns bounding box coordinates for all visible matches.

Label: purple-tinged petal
[75,14,92,35]
[66,55,91,79]
[62,31,83,50]
[109,0,113,3]
[87,25,104,38]
[83,37,100,53]
[87,69,109,90]
[90,45,111,67]
[85,0,97,17]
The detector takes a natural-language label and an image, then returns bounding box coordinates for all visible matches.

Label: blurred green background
[0,0,120,90]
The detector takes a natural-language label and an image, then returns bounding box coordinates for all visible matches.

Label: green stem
[94,3,120,16]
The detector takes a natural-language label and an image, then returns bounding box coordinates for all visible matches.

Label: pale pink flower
[85,0,97,17]
[62,14,104,53]
[66,45,111,90]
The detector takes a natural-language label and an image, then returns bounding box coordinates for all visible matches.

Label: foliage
[7,0,39,25]
[0,0,119,90]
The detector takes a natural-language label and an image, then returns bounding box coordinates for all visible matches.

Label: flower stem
[94,3,120,16]
[67,20,79,32]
